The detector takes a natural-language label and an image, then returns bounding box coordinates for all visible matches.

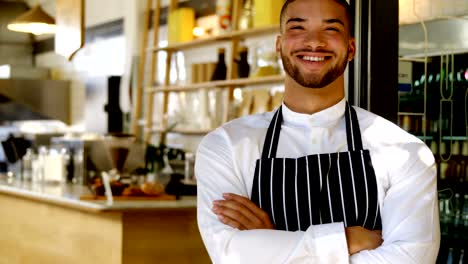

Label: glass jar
[21,148,35,181]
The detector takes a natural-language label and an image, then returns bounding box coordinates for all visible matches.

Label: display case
[398,4,468,261]
[398,53,467,263]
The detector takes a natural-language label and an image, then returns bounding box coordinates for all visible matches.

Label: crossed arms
[196,129,440,263]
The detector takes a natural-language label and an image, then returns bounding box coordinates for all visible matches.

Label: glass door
[398,1,468,262]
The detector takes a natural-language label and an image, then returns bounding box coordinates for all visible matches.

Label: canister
[216,0,232,33]
[168,8,195,44]
[253,0,282,28]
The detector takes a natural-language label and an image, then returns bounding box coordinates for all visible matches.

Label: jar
[216,0,232,33]
[21,148,34,181]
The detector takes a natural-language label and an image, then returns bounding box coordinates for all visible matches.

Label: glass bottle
[461,141,468,182]
[211,48,227,81]
[21,148,34,181]
[73,148,84,185]
[440,142,449,180]
[236,46,250,78]
[238,0,253,30]
[216,0,232,33]
[32,146,47,183]
[452,193,462,237]
[462,194,468,233]
[440,198,453,235]
[446,248,454,264]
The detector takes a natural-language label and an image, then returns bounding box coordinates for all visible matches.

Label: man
[195,0,440,262]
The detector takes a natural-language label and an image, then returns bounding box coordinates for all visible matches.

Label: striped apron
[251,102,382,231]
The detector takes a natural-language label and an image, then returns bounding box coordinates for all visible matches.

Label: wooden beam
[132,0,153,138]
[144,0,162,143]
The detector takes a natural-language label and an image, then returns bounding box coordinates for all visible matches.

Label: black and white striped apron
[251,102,382,231]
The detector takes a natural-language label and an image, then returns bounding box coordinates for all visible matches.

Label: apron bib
[251,102,382,231]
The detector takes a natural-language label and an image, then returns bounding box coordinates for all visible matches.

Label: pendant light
[7,5,56,36]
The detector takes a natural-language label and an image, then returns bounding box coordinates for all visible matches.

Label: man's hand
[212,193,275,230]
[345,226,383,255]
[212,194,382,254]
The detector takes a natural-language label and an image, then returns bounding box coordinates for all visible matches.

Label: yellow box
[253,0,282,28]
[168,8,195,44]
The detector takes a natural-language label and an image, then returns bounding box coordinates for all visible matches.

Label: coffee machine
[50,134,145,185]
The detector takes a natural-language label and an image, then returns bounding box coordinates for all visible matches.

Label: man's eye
[326,27,340,32]
[289,26,304,30]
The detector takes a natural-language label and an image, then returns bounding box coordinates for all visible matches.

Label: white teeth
[302,56,325,62]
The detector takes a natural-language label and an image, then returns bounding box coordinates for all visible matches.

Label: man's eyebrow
[286,17,307,24]
[323,18,345,26]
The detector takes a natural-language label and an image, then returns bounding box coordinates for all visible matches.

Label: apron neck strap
[261,106,283,159]
[344,102,363,151]
[261,102,364,159]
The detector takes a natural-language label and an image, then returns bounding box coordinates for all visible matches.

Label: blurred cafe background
[0,0,466,263]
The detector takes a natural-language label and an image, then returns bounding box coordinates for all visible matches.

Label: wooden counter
[0,177,210,264]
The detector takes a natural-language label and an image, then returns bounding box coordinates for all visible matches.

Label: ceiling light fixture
[7,5,56,36]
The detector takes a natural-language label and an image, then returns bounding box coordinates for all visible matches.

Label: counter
[0,176,210,264]
[0,177,197,212]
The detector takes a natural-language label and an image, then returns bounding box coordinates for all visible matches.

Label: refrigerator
[350,0,467,262]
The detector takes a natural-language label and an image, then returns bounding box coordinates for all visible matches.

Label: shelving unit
[148,25,279,53]
[399,52,468,263]
[132,0,282,142]
[145,75,284,93]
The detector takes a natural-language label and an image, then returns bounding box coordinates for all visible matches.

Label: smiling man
[195,0,440,263]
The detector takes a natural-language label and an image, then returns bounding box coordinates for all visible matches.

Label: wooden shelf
[416,136,467,141]
[149,127,212,135]
[398,112,425,116]
[145,75,284,93]
[148,25,280,52]
[135,0,282,141]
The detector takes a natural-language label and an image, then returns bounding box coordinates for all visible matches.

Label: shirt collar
[281,98,346,127]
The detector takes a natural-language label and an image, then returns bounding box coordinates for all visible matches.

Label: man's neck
[283,75,345,115]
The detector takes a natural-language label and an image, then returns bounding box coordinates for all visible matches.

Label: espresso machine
[50,134,145,185]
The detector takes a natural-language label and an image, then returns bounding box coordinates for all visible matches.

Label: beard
[281,48,349,88]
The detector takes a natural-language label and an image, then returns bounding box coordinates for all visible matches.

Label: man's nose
[303,31,326,50]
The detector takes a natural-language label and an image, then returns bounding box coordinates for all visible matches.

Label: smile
[302,56,326,62]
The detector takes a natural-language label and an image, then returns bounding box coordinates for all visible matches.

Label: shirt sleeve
[350,142,440,263]
[195,128,350,264]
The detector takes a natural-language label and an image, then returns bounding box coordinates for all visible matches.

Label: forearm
[350,201,440,263]
[350,240,439,263]
[198,211,350,264]
[349,154,440,263]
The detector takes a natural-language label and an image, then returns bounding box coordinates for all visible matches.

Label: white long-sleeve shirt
[195,98,440,263]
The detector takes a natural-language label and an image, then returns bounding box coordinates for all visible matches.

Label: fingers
[345,226,384,254]
[223,193,273,226]
[216,213,248,231]
[222,193,275,228]
[212,193,275,230]
[212,200,262,229]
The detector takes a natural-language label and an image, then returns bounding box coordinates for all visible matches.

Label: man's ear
[276,35,282,56]
[348,38,356,61]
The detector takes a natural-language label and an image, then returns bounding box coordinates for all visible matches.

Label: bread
[140,182,165,196]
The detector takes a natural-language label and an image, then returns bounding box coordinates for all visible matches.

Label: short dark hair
[279,0,354,36]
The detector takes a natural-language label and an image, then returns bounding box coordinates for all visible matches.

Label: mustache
[291,48,334,55]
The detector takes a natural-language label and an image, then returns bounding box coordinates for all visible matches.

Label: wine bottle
[447,141,462,183]
[452,70,463,136]
[452,193,462,238]
[440,142,449,180]
[446,248,454,264]
[459,249,465,264]
[462,194,468,233]
[236,46,250,78]
[462,141,468,182]
[211,48,227,81]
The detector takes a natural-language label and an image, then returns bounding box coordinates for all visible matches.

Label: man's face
[277,0,355,89]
